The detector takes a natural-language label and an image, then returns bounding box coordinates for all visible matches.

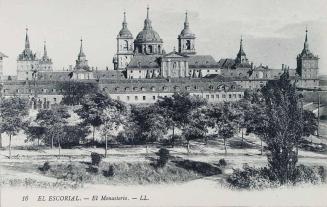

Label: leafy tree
[58,81,99,105]
[0,97,29,159]
[100,98,126,157]
[182,107,209,153]
[208,102,241,154]
[155,92,206,147]
[129,105,168,152]
[76,92,113,144]
[259,72,313,184]
[35,105,70,156]
[25,126,46,147]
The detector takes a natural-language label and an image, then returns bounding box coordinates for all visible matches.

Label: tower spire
[122,11,127,28]
[25,27,30,49]
[304,27,309,51]
[143,5,152,29]
[43,40,48,58]
[79,38,85,57]
[184,11,189,28]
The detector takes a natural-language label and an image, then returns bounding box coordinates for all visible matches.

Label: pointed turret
[78,38,86,58]
[178,11,196,55]
[43,41,48,59]
[18,28,36,61]
[75,38,89,71]
[235,36,249,65]
[301,28,312,56]
[118,11,133,38]
[25,28,30,49]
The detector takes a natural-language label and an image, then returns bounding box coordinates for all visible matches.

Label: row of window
[116,93,243,102]
[109,84,236,92]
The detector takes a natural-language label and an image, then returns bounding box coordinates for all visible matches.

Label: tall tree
[100,99,126,157]
[129,105,168,153]
[0,97,29,159]
[155,92,207,147]
[259,72,316,184]
[35,105,70,155]
[208,102,241,154]
[76,92,112,144]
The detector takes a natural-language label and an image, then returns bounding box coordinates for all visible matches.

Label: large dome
[135,29,162,43]
[134,7,162,43]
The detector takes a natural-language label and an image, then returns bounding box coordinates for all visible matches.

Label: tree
[0,97,29,159]
[100,98,126,157]
[155,92,206,147]
[128,105,168,153]
[35,105,70,156]
[259,72,314,184]
[208,102,240,154]
[76,92,113,144]
[58,81,99,105]
[182,107,209,153]
[25,125,46,147]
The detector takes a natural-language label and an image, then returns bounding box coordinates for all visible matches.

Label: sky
[0,0,326,75]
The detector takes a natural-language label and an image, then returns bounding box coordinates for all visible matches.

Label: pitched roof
[127,55,161,69]
[188,55,217,68]
[217,58,235,68]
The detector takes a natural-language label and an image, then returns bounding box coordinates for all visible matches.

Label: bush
[91,152,102,166]
[87,165,99,174]
[218,158,227,167]
[156,148,170,167]
[292,165,326,184]
[103,165,115,177]
[227,164,278,189]
[39,161,51,172]
[174,159,222,176]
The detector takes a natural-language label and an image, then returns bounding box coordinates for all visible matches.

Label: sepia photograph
[0,0,326,206]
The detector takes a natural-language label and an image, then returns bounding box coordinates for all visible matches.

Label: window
[211,95,214,99]
[216,94,219,99]
[207,70,210,72]
[222,94,226,98]
[54,98,57,102]
[151,86,156,91]
[141,87,146,91]
[139,70,141,73]
[206,95,209,99]
[229,94,232,99]
[131,70,133,73]
[185,86,190,91]
[153,96,156,100]
[239,94,242,98]
[233,94,236,98]
[127,96,130,101]
[143,96,146,100]
[130,76,133,79]
[135,96,138,101]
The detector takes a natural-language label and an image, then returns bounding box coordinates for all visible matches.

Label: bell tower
[178,11,196,55]
[296,28,319,79]
[113,12,134,70]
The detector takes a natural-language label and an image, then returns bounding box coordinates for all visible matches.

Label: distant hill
[319,75,327,80]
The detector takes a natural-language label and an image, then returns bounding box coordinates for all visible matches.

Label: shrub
[156,148,170,167]
[39,161,51,172]
[218,158,227,167]
[87,165,99,174]
[174,159,222,176]
[103,165,115,177]
[292,165,326,184]
[91,152,102,166]
[227,164,278,189]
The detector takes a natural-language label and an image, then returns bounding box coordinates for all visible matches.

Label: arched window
[123,40,128,50]
[186,40,191,50]
[148,45,153,53]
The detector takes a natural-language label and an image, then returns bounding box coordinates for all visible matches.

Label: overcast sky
[0,0,326,75]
